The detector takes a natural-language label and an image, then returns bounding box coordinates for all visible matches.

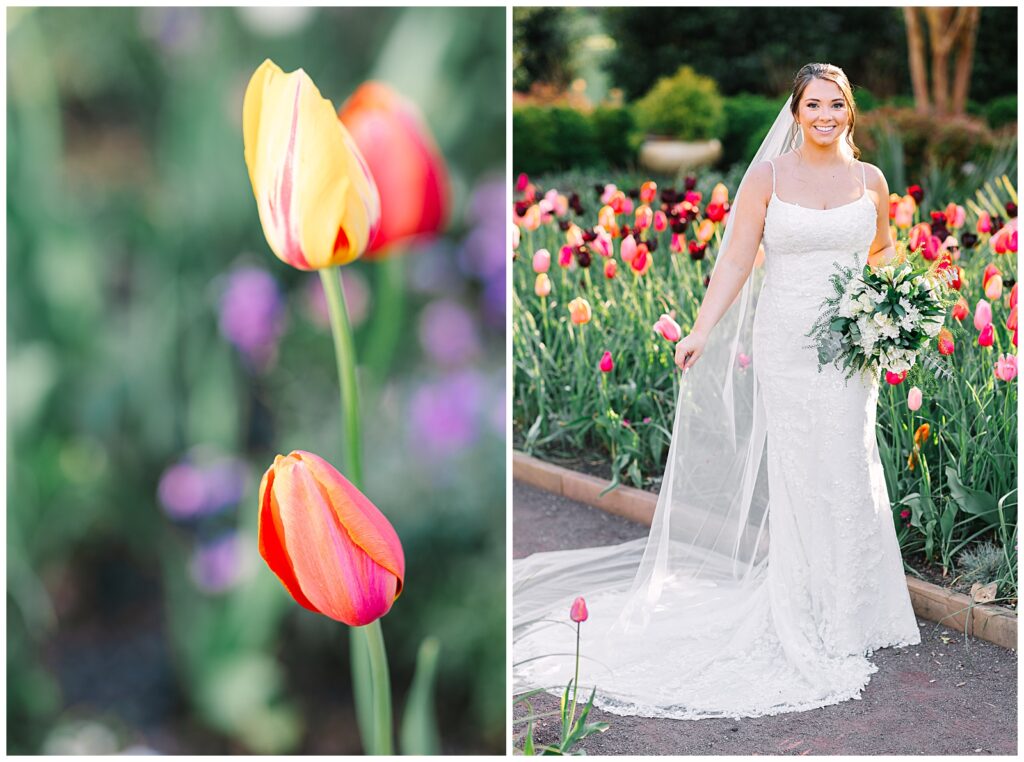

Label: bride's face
[795,78,850,149]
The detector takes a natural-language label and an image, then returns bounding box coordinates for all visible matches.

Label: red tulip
[938,328,955,355]
[705,202,726,222]
[569,596,589,623]
[339,82,449,258]
[653,313,682,342]
[909,222,931,251]
[653,210,668,232]
[259,451,404,626]
[952,297,969,321]
[978,324,995,347]
[630,244,651,275]
[1007,305,1017,332]
[604,259,617,279]
[599,351,614,373]
[885,370,908,385]
[977,211,992,234]
[1010,283,1018,309]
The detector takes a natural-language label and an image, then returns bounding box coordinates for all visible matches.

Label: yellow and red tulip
[258,451,404,626]
[938,328,955,355]
[535,273,552,298]
[339,81,449,258]
[639,181,657,204]
[604,259,617,279]
[243,59,382,270]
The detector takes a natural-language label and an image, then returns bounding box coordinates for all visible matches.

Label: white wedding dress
[513,159,921,720]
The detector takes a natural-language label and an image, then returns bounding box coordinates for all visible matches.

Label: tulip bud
[978,323,995,347]
[620,235,637,264]
[653,210,668,232]
[653,313,682,342]
[532,248,551,273]
[974,299,993,331]
[568,297,592,325]
[570,596,589,623]
[599,351,614,373]
[534,273,551,298]
[258,451,404,626]
[907,386,923,410]
[938,328,955,355]
[604,259,617,279]
[558,245,574,268]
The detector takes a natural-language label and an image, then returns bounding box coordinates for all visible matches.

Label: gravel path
[513,481,1018,755]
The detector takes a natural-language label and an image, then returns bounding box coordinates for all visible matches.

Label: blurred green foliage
[8,6,505,754]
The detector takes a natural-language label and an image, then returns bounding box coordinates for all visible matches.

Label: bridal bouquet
[807,260,953,381]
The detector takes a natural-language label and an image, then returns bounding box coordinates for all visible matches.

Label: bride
[513,63,922,720]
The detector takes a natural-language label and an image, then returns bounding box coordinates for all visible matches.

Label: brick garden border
[514,450,1017,652]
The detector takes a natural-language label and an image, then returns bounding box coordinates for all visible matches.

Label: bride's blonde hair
[789,63,860,158]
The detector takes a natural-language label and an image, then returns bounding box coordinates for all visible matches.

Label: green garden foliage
[633,65,725,142]
[513,6,577,93]
[513,106,637,176]
[720,93,788,166]
[985,95,1018,131]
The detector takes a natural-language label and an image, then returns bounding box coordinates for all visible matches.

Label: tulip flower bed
[512,171,1018,601]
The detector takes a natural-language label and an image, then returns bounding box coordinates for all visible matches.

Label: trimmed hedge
[513,105,636,175]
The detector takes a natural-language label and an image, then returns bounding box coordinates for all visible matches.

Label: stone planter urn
[639,136,722,175]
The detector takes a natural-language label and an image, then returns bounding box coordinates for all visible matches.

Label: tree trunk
[924,7,977,117]
[904,8,930,114]
[951,9,980,116]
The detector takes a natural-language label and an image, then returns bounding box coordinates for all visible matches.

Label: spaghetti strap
[768,160,776,193]
[860,161,867,191]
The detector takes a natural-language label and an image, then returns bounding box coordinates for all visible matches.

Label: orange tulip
[568,297,592,325]
[258,451,404,626]
[339,82,449,258]
[913,423,930,447]
[937,327,955,355]
[243,59,381,270]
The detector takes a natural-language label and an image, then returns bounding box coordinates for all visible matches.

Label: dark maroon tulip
[907,184,924,203]
[961,232,978,249]
[1006,202,1018,219]
[684,176,697,191]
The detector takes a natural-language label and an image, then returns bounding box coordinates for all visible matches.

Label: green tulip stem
[318,266,393,755]
[569,620,581,731]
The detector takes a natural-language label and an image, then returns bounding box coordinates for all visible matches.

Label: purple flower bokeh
[218,266,286,371]
[409,370,487,457]
[418,299,481,367]
[190,533,250,594]
[304,269,371,329]
[157,454,249,520]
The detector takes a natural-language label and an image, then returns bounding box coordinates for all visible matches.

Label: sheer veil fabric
[513,98,921,720]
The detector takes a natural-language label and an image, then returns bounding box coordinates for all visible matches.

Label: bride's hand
[674,332,708,372]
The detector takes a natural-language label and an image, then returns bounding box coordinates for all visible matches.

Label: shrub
[513,106,558,176]
[720,93,786,166]
[547,107,601,171]
[590,106,638,169]
[985,95,1018,130]
[853,86,880,112]
[632,66,725,142]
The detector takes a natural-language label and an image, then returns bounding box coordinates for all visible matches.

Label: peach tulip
[521,204,541,231]
[339,81,449,258]
[653,313,681,342]
[974,299,993,331]
[991,218,1018,254]
[598,205,618,236]
[568,297,592,325]
[696,218,715,243]
[938,328,955,355]
[944,202,966,229]
[985,275,1004,301]
[534,273,551,297]
[532,248,551,273]
[907,386,923,411]
[512,225,520,251]
[1010,283,1018,309]
[982,263,1001,288]
[566,224,584,248]
[258,451,404,626]
[909,222,931,252]
[243,59,382,270]
[710,182,729,206]
[630,244,651,275]
[894,195,916,228]
[994,353,1018,382]
[640,181,657,204]
[1007,305,1017,332]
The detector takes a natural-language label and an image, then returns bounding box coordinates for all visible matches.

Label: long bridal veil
[513,99,807,717]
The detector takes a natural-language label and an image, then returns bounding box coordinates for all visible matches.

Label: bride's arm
[675,161,772,371]
[865,163,898,266]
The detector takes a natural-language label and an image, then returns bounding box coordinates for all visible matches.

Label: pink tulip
[570,596,589,623]
[894,196,916,228]
[653,313,682,342]
[600,184,618,205]
[621,197,634,216]
[907,386,923,410]
[599,351,614,373]
[994,353,1018,382]
[977,211,992,234]
[532,248,551,273]
[909,222,931,251]
[635,205,653,231]
[653,210,668,232]
[593,228,613,258]
[992,218,1018,254]
[978,323,995,347]
[515,172,530,193]
[974,299,993,331]
[558,245,573,268]
[670,233,686,253]
[737,352,752,370]
[985,274,1004,300]
[534,273,551,297]
[620,234,637,263]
